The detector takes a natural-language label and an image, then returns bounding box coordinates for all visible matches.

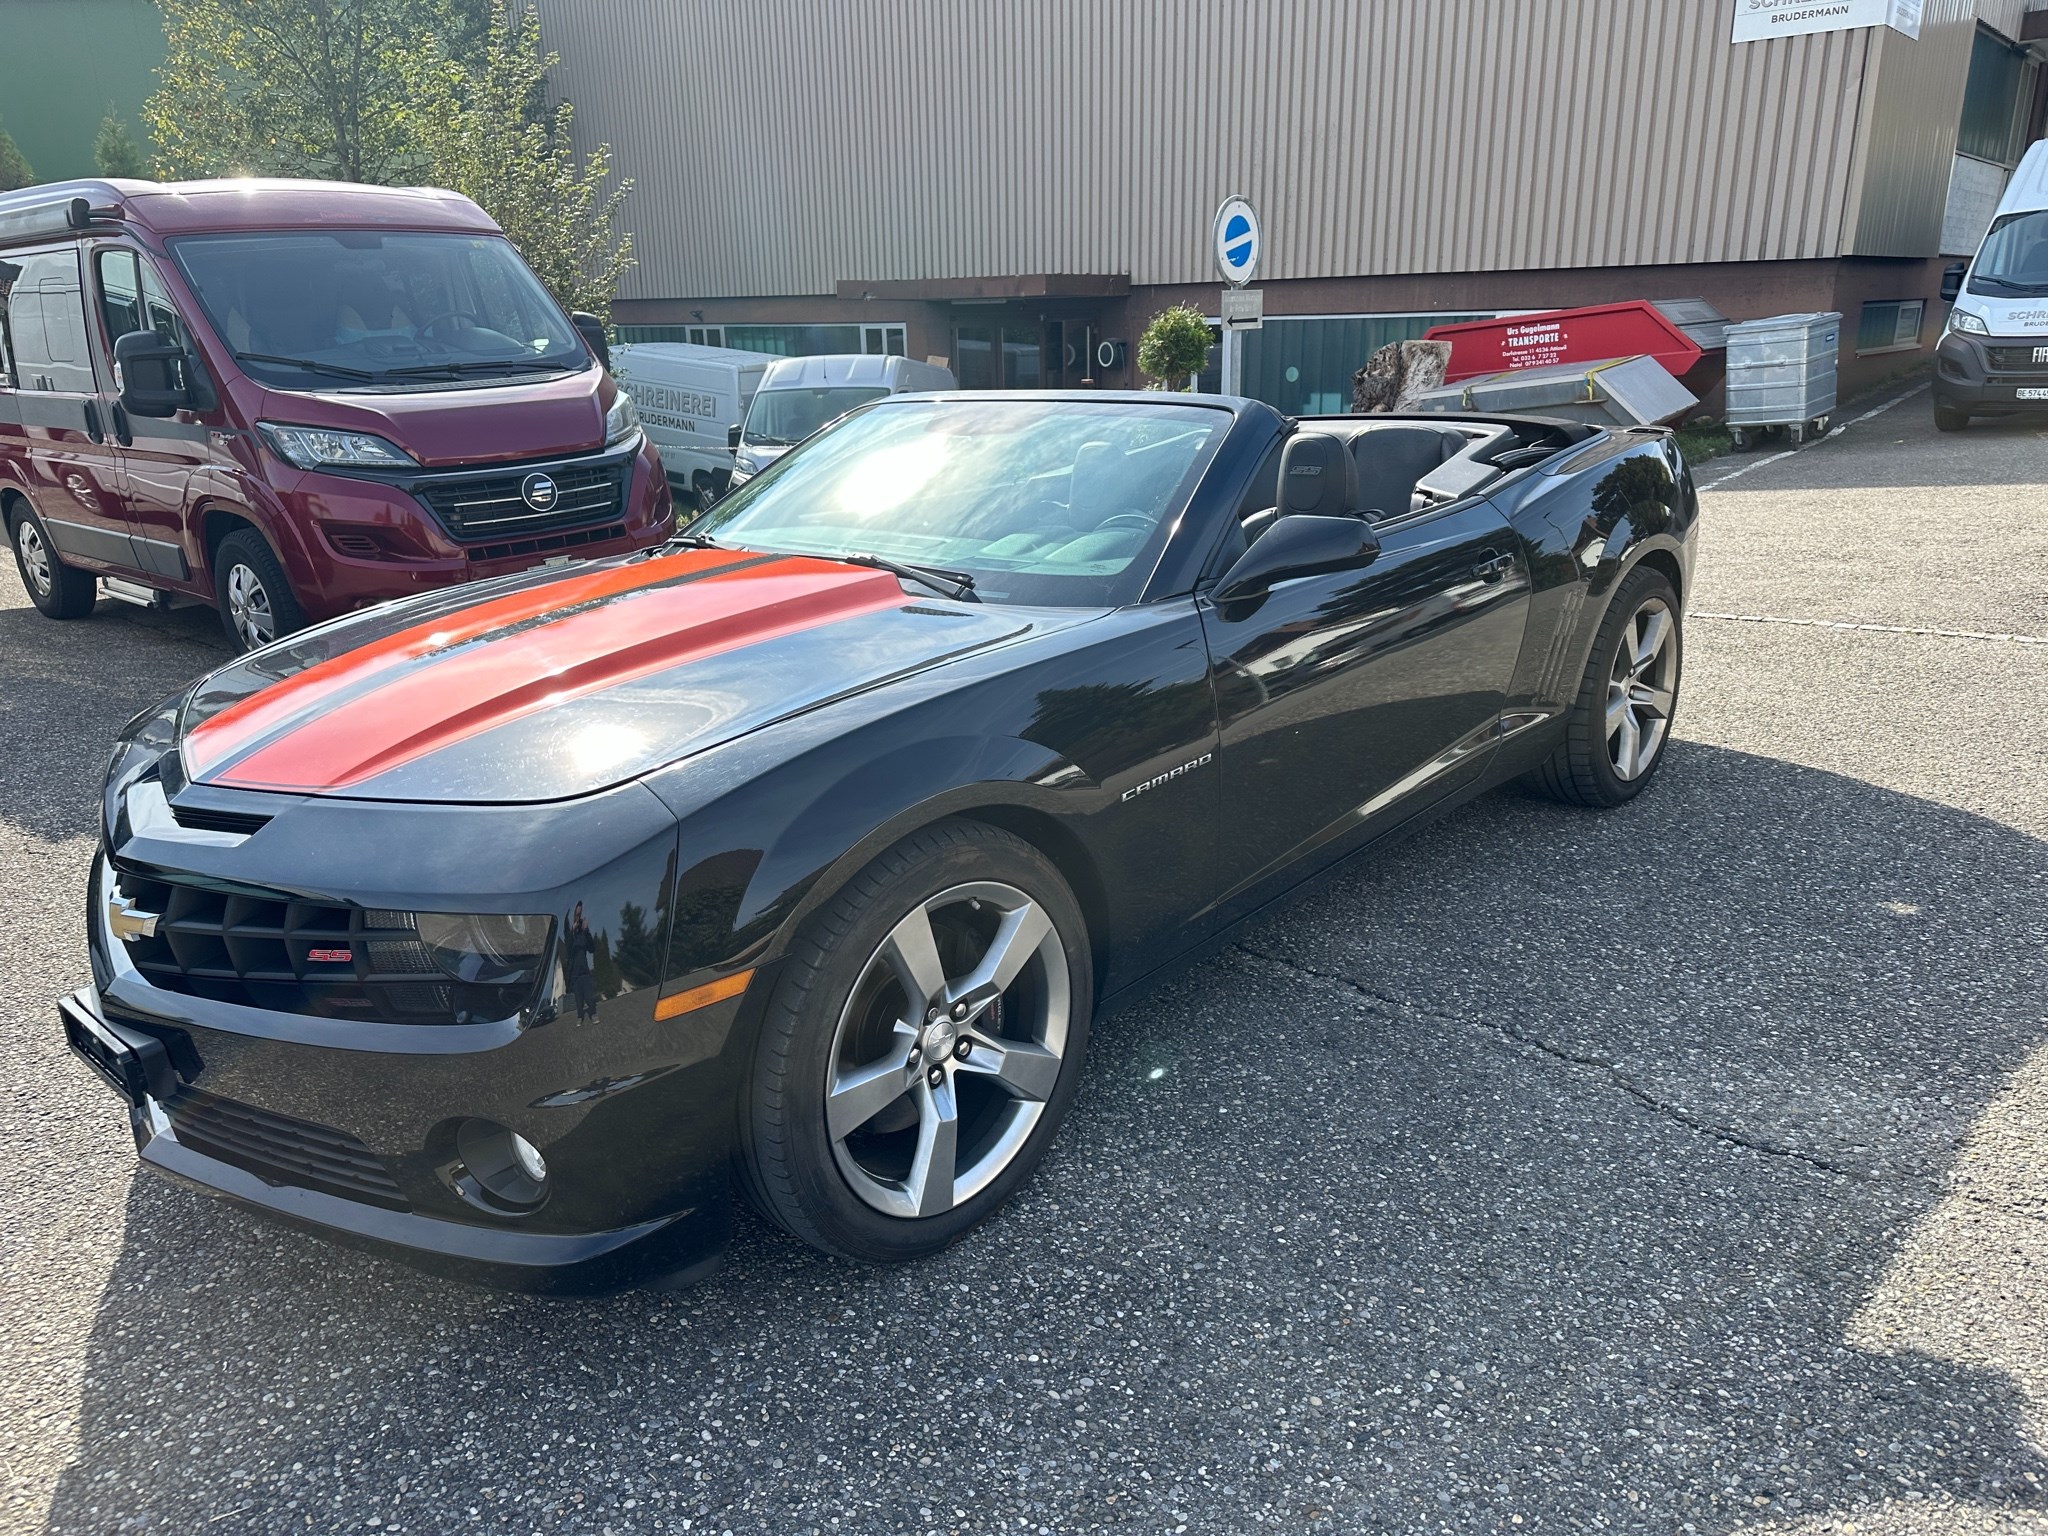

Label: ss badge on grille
[107,892,161,942]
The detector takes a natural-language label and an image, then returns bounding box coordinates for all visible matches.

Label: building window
[1221,313,1489,414]
[1856,300,1925,356]
[1958,26,2036,167]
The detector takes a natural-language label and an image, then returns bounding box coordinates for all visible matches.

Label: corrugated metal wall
[534,0,1898,300]
[1844,0,1981,255]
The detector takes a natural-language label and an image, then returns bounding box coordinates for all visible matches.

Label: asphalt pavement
[2,381,2045,1536]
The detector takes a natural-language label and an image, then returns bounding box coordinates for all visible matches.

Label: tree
[94,112,148,179]
[412,3,633,318]
[0,117,33,191]
[146,0,458,182]
[1138,304,1214,392]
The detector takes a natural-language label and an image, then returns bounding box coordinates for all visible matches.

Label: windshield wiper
[836,552,979,603]
[234,351,378,382]
[1969,274,2048,295]
[382,357,582,379]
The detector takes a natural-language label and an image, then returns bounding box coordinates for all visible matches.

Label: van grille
[413,461,624,539]
[166,1088,408,1209]
[465,521,628,565]
[1986,344,2048,374]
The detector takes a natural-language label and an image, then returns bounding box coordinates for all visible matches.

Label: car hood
[176,547,1056,804]
[256,366,610,467]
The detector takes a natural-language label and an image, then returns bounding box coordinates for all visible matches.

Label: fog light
[453,1118,549,1211]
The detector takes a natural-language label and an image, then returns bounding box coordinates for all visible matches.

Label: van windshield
[1968,209,2048,296]
[743,385,888,446]
[170,231,588,387]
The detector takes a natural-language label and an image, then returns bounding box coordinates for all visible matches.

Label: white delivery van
[726,354,956,488]
[1935,138,2048,431]
[611,342,776,503]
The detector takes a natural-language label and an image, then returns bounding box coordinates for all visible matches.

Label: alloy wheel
[825,880,1070,1219]
[16,521,53,597]
[225,562,275,648]
[1606,596,1676,780]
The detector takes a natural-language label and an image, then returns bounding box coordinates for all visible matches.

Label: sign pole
[1211,195,1262,399]
[1221,325,1241,398]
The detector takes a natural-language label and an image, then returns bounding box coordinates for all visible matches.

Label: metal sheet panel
[533,0,1888,299]
[1843,0,1980,255]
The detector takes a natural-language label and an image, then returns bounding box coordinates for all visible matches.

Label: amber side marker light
[654,968,755,1021]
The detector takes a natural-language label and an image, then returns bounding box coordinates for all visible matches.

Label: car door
[0,245,139,571]
[91,244,206,587]
[1201,495,1532,908]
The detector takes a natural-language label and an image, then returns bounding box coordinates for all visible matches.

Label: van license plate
[2017,388,2048,401]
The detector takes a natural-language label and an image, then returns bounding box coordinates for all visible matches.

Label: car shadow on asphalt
[40,743,2048,1534]
[0,597,228,843]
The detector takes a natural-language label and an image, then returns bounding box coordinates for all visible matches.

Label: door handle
[82,399,105,444]
[1472,551,1515,582]
[109,401,134,447]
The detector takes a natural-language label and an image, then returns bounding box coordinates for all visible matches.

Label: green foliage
[411,3,634,318]
[94,112,148,179]
[0,118,33,191]
[1137,304,1214,391]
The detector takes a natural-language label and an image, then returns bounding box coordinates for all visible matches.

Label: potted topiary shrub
[1137,304,1215,392]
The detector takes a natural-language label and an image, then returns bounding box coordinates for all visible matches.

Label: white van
[611,342,776,502]
[727,354,956,488]
[1935,138,2048,431]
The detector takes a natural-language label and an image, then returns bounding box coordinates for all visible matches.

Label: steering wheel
[1094,513,1155,533]
[416,310,486,339]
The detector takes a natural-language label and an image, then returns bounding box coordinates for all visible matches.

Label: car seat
[1211,432,1362,575]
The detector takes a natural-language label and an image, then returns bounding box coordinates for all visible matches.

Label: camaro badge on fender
[1122,753,1213,802]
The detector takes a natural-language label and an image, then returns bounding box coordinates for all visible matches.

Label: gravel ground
[2,385,2044,1536]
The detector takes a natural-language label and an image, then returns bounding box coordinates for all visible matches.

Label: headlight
[415,912,554,985]
[259,422,417,470]
[733,453,758,474]
[1947,308,1989,337]
[604,390,641,447]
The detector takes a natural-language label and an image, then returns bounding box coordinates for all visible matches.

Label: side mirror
[727,423,743,450]
[1941,261,1966,303]
[113,329,194,418]
[1213,513,1380,604]
[571,311,612,370]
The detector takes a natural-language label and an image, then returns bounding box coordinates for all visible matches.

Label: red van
[0,178,672,648]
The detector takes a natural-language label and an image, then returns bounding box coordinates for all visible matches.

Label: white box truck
[1935,139,2048,432]
[611,342,776,504]
[726,354,956,488]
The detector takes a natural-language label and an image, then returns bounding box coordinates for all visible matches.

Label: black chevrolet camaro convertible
[60,392,1696,1292]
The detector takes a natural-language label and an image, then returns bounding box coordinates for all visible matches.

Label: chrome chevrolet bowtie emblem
[107,892,161,942]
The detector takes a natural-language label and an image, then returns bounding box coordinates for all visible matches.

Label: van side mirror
[114,330,194,418]
[1213,513,1380,604]
[1941,261,1966,303]
[727,424,743,450]
[571,311,612,370]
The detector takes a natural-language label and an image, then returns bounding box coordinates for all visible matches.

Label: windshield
[1969,209,2048,296]
[743,385,888,446]
[693,397,1227,606]
[171,231,587,388]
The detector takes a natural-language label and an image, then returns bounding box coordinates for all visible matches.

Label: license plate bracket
[59,990,174,1106]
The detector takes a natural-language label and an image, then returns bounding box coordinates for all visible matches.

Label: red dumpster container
[1426,302,1705,384]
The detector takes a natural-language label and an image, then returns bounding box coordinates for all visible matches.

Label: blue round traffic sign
[1212,195,1261,286]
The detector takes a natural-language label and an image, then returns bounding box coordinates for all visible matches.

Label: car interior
[1210,415,1597,574]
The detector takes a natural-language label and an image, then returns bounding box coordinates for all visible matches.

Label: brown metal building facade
[534,0,2048,405]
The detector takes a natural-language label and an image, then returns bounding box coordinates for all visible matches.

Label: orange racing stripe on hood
[199,556,907,793]
[184,545,767,779]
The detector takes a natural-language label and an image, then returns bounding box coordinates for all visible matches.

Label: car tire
[738,819,1093,1263]
[1933,401,1969,432]
[8,502,98,620]
[1526,564,1683,809]
[213,528,305,652]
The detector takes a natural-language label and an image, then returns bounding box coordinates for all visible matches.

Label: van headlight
[258,422,417,469]
[1946,308,1990,337]
[604,391,641,448]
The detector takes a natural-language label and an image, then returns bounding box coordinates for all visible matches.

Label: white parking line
[1699,381,1930,490]
[1692,611,2047,645]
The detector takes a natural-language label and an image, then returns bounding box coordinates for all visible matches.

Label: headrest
[1277,433,1360,517]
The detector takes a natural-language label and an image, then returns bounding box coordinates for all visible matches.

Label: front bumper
[1933,331,2048,414]
[63,857,740,1295]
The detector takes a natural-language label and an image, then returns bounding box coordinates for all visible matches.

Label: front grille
[414,460,624,539]
[111,870,529,1024]
[465,521,627,565]
[1986,345,2048,373]
[166,1088,408,1209]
